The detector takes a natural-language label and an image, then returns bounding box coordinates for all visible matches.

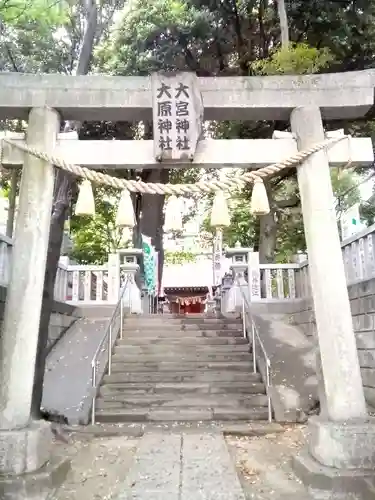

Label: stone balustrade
[1,224,375,305]
[0,234,115,305]
[293,222,375,300]
[260,263,299,299]
[64,264,109,303]
[0,233,13,286]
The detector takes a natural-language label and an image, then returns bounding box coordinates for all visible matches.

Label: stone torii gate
[0,70,375,498]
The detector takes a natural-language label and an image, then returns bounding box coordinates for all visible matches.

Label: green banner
[142,234,156,295]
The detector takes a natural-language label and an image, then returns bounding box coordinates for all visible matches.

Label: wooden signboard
[151,72,203,162]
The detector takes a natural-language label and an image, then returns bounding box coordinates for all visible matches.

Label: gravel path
[226,425,312,500]
[54,434,138,500]
[53,424,311,500]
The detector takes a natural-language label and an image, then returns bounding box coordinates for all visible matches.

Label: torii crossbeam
[1,133,373,169]
[0,70,374,121]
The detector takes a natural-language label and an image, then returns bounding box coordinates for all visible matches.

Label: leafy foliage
[164,250,197,264]
[1,0,375,265]
[0,0,71,72]
[96,0,215,75]
[252,44,334,75]
[69,187,126,264]
[202,168,362,261]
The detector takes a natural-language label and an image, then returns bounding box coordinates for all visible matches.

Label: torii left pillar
[0,108,69,497]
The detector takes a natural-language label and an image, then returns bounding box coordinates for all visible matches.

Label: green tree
[202,167,362,261]
[96,0,215,285]
[98,0,375,263]
[69,187,128,264]
[2,0,375,415]
[0,0,128,418]
[164,251,197,264]
[252,43,334,75]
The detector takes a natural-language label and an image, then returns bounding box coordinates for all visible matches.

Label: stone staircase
[95,315,270,423]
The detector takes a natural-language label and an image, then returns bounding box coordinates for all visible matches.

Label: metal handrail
[90,275,130,424]
[236,278,273,422]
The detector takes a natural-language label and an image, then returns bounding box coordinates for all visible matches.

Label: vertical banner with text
[151,72,204,162]
[248,252,261,301]
[142,234,156,295]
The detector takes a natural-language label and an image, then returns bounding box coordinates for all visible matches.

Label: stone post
[0,108,70,496]
[121,263,140,314]
[0,107,59,431]
[247,251,261,301]
[107,252,120,303]
[290,106,375,496]
[222,246,253,314]
[118,248,143,312]
[291,106,366,421]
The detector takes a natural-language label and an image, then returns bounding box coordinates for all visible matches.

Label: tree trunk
[258,210,278,264]
[258,209,278,298]
[31,0,98,419]
[30,171,76,417]
[140,169,169,289]
[277,0,289,47]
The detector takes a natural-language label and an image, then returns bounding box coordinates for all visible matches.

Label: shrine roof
[0,70,374,121]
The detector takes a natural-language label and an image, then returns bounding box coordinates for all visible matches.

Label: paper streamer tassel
[75,180,95,216]
[210,191,230,228]
[250,178,270,215]
[115,189,136,228]
[164,195,183,232]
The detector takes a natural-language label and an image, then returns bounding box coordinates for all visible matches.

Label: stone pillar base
[293,416,375,499]
[0,420,71,499]
[0,420,52,475]
[0,454,70,499]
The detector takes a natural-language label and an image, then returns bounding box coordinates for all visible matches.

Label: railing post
[267,361,272,422]
[120,297,123,340]
[241,301,246,339]
[108,324,112,376]
[91,362,96,425]
[251,322,257,374]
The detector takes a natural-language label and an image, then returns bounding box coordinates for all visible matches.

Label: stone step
[95,394,268,409]
[113,344,250,354]
[121,329,243,337]
[110,360,253,372]
[116,337,248,346]
[365,478,375,496]
[95,406,269,423]
[111,353,252,363]
[123,316,241,324]
[99,380,264,395]
[123,324,239,332]
[103,370,257,383]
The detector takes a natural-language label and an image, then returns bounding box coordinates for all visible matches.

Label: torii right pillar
[291,106,375,499]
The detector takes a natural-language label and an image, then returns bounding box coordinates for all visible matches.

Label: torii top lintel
[0,70,374,122]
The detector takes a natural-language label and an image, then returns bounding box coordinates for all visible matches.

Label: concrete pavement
[114,432,246,500]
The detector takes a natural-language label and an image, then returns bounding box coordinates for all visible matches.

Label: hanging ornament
[74,180,95,216]
[210,190,230,228]
[164,195,184,232]
[250,177,270,215]
[115,189,136,228]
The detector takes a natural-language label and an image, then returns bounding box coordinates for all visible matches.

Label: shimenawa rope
[1,136,347,195]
